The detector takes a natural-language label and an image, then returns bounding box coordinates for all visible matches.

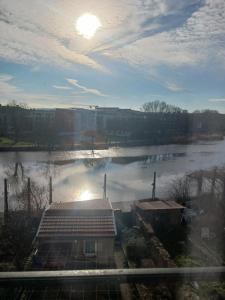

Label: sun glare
[79,190,92,201]
[76,13,101,39]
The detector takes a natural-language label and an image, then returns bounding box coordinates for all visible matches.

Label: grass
[14,141,34,146]
[0,136,34,147]
[0,137,14,145]
[198,282,225,299]
[175,255,204,267]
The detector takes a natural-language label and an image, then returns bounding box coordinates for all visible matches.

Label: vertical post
[27,177,31,214]
[4,178,8,223]
[152,171,156,200]
[197,171,203,196]
[103,174,107,200]
[222,176,225,201]
[49,176,53,205]
[210,168,217,197]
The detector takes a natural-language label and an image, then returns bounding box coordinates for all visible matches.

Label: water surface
[0,139,225,210]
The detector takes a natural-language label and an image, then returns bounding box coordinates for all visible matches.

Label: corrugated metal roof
[37,199,116,240]
[135,200,184,211]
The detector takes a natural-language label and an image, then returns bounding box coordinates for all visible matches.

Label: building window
[84,240,96,256]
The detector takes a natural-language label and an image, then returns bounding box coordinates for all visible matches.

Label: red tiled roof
[37,199,116,240]
[135,200,184,211]
[49,198,112,211]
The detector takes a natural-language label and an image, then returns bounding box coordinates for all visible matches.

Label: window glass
[84,240,96,255]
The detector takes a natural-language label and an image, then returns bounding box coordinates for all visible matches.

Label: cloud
[0,73,90,107]
[0,0,211,74]
[208,98,225,102]
[66,78,107,97]
[103,0,225,69]
[0,74,22,96]
[165,82,184,92]
[53,85,72,90]
[0,1,108,72]
[1,0,225,105]
[1,0,224,78]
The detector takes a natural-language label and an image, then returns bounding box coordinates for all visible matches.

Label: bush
[126,237,148,262]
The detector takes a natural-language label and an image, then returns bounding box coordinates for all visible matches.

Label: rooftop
[36,198,116,240]
[135,199,184,211]
[49,198,112,211]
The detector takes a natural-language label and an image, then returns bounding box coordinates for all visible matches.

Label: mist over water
[0,139,225,210]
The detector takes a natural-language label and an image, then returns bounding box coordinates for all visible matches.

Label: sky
[0,0,225,112]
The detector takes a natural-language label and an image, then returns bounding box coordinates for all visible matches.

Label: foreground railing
[0,267,225,287]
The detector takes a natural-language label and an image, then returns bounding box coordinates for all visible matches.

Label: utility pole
[27,177,31,215]
[152,171,156,200]
[4,178,8,224]
[103,174,107,200]
[49,176,53,205]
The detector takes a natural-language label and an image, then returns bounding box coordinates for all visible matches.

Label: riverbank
[0,133,223,152]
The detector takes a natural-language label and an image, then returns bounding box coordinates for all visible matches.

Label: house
[33,198,117,270]
[134,199,184,231]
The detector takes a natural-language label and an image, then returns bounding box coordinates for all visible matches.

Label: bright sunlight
[75,13,101,39]
[78,190,93,201]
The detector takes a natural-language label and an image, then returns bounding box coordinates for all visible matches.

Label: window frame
[83,240,97,257]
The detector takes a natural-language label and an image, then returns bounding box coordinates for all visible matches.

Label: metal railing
[0,267,225,287]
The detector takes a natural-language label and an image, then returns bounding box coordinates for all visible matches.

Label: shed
[34,198,116,269]
[134,199,184,228]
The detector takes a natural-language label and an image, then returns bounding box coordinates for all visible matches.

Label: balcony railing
[1,267,225,287]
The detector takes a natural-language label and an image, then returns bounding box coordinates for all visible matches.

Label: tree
[193,109,219,114]
[141,100,186,113]
[7,100,29,109]
[168,176,191,204]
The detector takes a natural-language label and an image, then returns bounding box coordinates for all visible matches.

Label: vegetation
[199,282,225,299]
[126,237,148,262]
[0,137,14,145]
[0,213,41,270]
[168,176,191,205]
[175,255,203,267]
[141,100,187,113]
[0,137,35,147]
[0,161,47,271]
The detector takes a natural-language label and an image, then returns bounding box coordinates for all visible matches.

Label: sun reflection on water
[78,190,93,201]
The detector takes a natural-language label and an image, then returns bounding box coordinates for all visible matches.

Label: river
[0,139,225,210]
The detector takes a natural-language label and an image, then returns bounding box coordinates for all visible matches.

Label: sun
[76,13,101,39]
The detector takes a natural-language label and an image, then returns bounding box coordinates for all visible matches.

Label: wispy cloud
[104,0,225,70]
[53,85,72,90]
[66,78,107,97]
[165,82,184,92]
[0,1,108,72]
[0,73,89,107]
[208,98,225,102]
[1,0,224,75]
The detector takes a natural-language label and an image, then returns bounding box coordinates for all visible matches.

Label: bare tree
[4,160,48,211]
[141,100,186,113]
[15,180,47,211]
[168,176,191,204]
